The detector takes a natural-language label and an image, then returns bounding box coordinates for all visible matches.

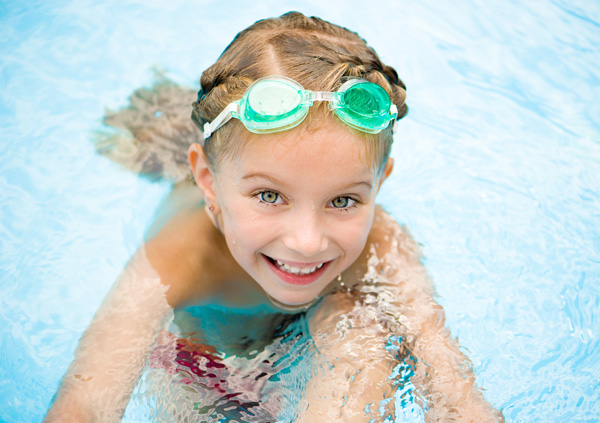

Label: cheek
[346,224,371,255]
[221,205,273,251]
[334,210,375,254]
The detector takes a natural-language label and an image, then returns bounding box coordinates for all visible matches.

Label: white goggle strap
[203,102,239,141]
[390,104,398,134]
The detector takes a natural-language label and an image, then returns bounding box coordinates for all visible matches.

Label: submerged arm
[367,211,504,422]
[298,209,503,422]
[298,291,397,423]
[43,249,174,423]
[44,182,228,422]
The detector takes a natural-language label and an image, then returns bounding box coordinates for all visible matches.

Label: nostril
[281,215,329,257]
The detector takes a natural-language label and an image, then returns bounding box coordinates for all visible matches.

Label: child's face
[199,120,391,307]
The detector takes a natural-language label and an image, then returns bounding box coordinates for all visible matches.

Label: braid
[192,11,408,170]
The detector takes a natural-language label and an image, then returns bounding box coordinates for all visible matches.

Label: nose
[282,208,329,258]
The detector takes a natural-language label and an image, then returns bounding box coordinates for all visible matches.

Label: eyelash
[255,190,284,207]
[329,196,358,211]
[254,191,360,211]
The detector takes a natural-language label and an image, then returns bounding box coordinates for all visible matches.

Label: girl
[45,12,503,423]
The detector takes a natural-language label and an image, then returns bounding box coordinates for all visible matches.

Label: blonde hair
[192,12,407,173]
[94,72,202,182]
[94,13,407,182]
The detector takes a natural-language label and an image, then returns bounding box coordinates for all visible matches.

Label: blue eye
[331,196,355,209]
[259,191,279,204]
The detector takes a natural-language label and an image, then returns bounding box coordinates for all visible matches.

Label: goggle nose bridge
[303,91,339,106]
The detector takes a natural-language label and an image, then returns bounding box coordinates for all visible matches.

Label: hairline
[209,108,392,177]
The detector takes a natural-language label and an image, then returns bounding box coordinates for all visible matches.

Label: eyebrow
[345,181,374,191]
[241,173,282,186]
[241,172,373,191]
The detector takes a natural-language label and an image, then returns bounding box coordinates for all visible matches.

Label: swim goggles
[200,76,398,139]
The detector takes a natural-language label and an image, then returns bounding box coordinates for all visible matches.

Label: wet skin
[44,118,504,423]
[189,117,392,308]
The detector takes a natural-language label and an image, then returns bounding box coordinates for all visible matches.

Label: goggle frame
[200,76,398,140]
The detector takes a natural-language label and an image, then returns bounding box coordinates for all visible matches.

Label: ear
[377,158,394,192]
[188,143,218,204]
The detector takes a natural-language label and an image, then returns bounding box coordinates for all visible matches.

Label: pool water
[1,0,599,422]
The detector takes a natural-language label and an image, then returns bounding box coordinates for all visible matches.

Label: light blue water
[1,1,599,422]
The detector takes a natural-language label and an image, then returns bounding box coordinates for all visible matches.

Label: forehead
[226,117,374,179]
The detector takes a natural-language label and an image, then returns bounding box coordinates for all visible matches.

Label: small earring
[207,204,215,212]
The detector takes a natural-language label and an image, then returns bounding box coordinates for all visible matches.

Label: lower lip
[263,255,331,286]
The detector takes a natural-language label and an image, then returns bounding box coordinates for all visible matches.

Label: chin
[266,290,321,312]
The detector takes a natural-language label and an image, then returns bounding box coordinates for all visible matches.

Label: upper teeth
[276,260,324,275]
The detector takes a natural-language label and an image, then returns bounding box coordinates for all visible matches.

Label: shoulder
[369,207,423,265]
[143,183,243,308]
[340,207,427,290]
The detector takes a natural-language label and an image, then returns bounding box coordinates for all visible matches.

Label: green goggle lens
[240,79,309,133]
[247,80,302,116]
[202,76,397,139]
[334,81,393,133]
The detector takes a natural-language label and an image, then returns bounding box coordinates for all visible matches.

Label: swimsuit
[145,304,313,422]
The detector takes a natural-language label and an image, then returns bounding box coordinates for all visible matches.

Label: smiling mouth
[273,259,324,275]
[263,255,331,284]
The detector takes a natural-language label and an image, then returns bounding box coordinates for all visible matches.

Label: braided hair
[192,12,407,172]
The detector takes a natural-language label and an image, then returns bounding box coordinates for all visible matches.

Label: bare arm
[297,291,396,423]
[297,209,503,422]
[43,248,174,422]
[44,182,233,422]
